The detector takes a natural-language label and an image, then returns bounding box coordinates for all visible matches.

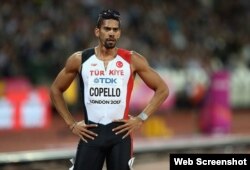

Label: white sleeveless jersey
[79,48,134,125]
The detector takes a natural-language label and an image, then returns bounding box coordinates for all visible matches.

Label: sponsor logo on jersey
[93,78,117,84]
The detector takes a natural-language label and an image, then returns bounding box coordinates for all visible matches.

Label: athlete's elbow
[159,84,169,101]
[163,88,169,101]
[49,86,56,100]
[50,85,60,100]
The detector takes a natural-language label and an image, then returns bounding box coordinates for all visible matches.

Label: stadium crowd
[0,0,249,85]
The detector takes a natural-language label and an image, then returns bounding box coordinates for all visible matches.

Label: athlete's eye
[103,27,111,32]
[113,28,119,32]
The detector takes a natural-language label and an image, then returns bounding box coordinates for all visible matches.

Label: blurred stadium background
[0,0,250,169]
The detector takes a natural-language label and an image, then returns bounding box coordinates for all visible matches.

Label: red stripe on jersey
[117,48,134,120]
[124,73,134,119]
[117,48,131,63]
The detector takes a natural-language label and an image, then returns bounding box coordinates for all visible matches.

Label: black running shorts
[72,122,132,170]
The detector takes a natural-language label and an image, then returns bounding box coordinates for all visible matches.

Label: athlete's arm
[50,52,81,126]
[113,51,169,138]
[131,51,169,117]
[50,52,97,142]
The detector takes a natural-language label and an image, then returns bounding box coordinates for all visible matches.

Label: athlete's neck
[95,46,117,61]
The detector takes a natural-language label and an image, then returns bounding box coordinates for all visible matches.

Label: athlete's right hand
[71,120,98,143]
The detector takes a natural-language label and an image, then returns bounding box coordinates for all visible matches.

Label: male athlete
[50,9,169,170]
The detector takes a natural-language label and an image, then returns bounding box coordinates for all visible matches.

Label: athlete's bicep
[141,68,166,90]
[52,68,77,92]
[51,52,81,92]
[132,52,166,91]
[137,66,167,92]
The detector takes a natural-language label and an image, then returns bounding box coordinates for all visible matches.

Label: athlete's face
[95,19,121,49]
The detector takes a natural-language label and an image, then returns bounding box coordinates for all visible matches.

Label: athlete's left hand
[112,115,143,139]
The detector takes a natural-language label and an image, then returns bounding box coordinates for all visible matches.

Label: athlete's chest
[84,56,129,74]
[81,55,131,85]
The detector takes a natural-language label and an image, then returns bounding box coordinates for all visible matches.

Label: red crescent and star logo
[116,61,123,68]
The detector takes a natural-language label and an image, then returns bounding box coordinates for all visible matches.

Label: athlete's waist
[84,120,128,145]
[87,120,124,127]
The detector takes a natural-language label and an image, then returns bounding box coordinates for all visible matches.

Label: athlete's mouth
[106,38,115,42]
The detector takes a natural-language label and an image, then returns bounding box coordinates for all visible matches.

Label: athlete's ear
[117,29,121,39]
[95,28,100,37]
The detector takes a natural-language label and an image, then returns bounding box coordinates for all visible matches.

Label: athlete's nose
[109,30,115,36]
[108,34,115,39]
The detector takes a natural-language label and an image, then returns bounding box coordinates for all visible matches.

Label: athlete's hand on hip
[71,120,98,143]
[112,115,143,139]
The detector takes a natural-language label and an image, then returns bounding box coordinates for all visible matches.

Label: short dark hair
[96,9,121,28]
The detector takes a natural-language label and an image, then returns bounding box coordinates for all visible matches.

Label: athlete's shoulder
[117,48,131,54]
[130,50,148,63]
[81,48,95,63]
[82,48,95,57]
[64,51,82,72]
[117,48,133,63]
[68,51,82,62]
[130,50,150,72]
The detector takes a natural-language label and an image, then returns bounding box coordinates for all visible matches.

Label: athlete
[50,9,169,170]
